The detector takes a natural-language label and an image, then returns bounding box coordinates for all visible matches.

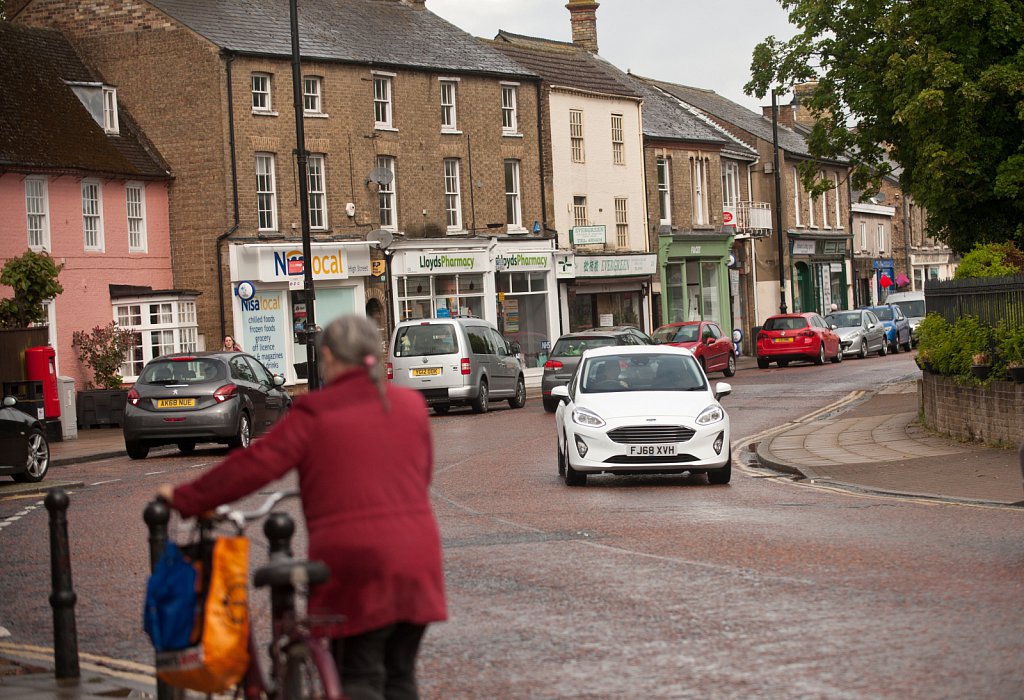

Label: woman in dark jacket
[160,315,446,700]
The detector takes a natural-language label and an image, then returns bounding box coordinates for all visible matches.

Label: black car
[0,395,50,483]
[541,326,654,412]
[123,351,291,459]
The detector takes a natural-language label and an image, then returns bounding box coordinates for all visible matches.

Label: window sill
[502,131,523,138]
[304,112,329,119]
[253,110,279,117]
[375,125,399,132]
[441,129,463,135]
[506,226,528,234]
[445,228,465,235]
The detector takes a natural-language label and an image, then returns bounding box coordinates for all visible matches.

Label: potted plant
[995,321,1024,383]
[914,348,934,373]
[970,352,992,381]
[72,322,134,427]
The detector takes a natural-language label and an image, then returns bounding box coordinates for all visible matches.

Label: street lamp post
[771,89,788,314]
[289,0,319,389]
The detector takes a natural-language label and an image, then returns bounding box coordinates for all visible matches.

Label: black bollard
[144,498,183,700]
[264,512,297,644]
[44,488,80,681]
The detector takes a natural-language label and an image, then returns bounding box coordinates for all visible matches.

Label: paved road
[2,351,1022,698]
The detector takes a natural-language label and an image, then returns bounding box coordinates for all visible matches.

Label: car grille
[607,425,695,444]
[603,454,698,464]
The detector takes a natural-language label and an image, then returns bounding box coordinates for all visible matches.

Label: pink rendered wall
[0,173,173,388]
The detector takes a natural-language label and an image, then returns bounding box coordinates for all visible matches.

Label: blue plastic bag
[143,542,198,652]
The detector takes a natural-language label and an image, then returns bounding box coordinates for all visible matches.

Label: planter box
[1008,366,1024,383]
[77,389,127,428]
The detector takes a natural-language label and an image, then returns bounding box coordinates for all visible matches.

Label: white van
[387,318,526,415]
[884,290,926,345]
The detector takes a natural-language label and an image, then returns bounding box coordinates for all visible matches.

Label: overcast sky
[427,0,798,113]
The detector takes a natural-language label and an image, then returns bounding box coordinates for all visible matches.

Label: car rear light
[460,357,471,375]
[171,356,197,362]
[757,332,767,342]
[386,362,394,380]
[127,388,140,406]
[801,329,815,338]
[544,359,563,371]
[213,384,238,403]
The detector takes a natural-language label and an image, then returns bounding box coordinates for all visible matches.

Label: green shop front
[787,232,851,314]
[658,232,734,335]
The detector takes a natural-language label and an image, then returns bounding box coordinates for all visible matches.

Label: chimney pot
[566,0,600,53]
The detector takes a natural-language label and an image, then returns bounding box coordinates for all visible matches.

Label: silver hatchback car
[123,352,291,459]
[387,318,526,415]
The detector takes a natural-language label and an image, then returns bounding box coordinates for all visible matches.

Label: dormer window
[66,81,120,135]
[102,87,119,134]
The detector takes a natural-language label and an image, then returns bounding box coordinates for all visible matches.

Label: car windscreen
[896,300,926,317]
[872,307,894,321]
[394,324,458,357]
[139,359,225,385]
[653,325,698,343]
[763,317,807,331]
[550,336,617,358]
[580,353,706,393]
[826,312,864,328]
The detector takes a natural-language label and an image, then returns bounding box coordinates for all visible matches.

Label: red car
[756,313,843,368]
[652,321,736,376]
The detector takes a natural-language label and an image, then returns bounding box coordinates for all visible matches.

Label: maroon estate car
[756,312,843,368]
[652,321,736,377]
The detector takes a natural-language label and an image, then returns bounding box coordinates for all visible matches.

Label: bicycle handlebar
[204,490,300,531]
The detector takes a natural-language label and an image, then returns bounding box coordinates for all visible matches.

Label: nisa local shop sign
[396,250,488,275]
[231,243,373,284]
[575,253,658,278]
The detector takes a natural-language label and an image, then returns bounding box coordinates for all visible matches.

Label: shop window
[397,273,484,320]
[496,270,552,368]
[115,298,200,381]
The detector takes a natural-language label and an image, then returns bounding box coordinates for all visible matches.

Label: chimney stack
[566,0,600,53]
[791,82,819,129]
[763,103,795,130]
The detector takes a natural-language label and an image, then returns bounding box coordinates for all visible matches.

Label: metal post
[144,498,183,700]
[289,0,319,389]
[771,89,788,314]
[45,488,79,682]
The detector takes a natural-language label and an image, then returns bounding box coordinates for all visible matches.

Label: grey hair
[316,315,388,409]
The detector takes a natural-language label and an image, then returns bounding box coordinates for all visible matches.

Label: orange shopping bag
[156,536,250,693]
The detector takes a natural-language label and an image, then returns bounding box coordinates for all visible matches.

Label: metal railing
[925,274,1024,327]
[724,202,772,236]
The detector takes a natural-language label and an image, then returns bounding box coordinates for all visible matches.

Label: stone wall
[920,372,1024,447]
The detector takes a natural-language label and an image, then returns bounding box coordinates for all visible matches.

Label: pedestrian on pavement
[159,314,446,700]
[222,335,242,352]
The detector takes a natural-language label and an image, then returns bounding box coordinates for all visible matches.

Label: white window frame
[657,156,671,225]
[303,76,323,115]
[115,297,200,381]
[307,154,328,231]
[807,184,816,228]
[126,182,147,253]
[614,197,628,248]
[501,83,519,135]
[570,109,585,163]
[102,87,119,134]
[690,156,709,226]
[251,73,273,113]
[504,159,522,230]
[611,114,624,165]
[859,221,868,252]
[377,155,397,231]
[877,223,887,253]
[793,167,802,227]
[722,161,740,207]
[255,153,278,232]
[440,78,458,132]
[25,176,50,251]
[82,179,104,251]
[833,173,843,228]
[444,158,462,232]
[821,174,830,229]
[573,196,589,229]
[373,73,394,130]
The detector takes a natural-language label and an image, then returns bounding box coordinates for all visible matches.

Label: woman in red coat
[159,315,446,700]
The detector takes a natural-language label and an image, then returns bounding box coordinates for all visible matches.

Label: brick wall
[920,372,1024,446]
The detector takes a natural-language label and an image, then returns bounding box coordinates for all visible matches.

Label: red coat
[172,369,446,636]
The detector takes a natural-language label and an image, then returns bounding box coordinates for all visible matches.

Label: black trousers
[332,623,427,700]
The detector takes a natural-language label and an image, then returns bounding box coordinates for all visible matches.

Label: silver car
[123,352,290,459]
[825,309,888,359]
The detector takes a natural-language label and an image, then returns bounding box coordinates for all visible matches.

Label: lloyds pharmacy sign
[397,251,488,275]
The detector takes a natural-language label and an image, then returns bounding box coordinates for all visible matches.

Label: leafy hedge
[916,313,1024,380]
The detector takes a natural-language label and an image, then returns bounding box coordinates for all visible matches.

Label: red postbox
[24,345,60,419]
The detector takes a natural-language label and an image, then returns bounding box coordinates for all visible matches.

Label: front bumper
[565,420,730,474]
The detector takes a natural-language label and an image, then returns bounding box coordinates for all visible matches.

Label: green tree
[953,241,1024,278]
[0,250,64,328]
[746,0,1024,253]
[72,322,134,389]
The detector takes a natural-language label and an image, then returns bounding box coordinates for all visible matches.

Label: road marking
[89,479,122,486]
[144,470,167,476]
[0,500,43,531]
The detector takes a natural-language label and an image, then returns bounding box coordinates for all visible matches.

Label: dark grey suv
[123,351,291,459]
[541,326,654,412]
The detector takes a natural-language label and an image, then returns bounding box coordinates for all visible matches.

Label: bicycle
[153,490,346,700]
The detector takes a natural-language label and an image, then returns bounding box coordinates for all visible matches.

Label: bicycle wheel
[281,639,343,700]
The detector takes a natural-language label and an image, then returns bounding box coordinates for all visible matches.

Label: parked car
[825,309,888,359]
[863,303,913,353]
[541,326,654,412]
[884,291,926,346]
[123,352,291,460]
[652,321,737,377]
[756,312,844,368]
[387,317,526,415]
[550,345,732,486]
[0,395,50,483]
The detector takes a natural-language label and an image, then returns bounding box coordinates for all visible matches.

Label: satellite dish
[366,228,394,250]
[367,166,394,187]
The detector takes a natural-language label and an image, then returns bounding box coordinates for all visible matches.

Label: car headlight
[695,404,725,426]
[572,407,606,428]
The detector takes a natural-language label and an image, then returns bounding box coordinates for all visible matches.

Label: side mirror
[830,324,838,330]
[705,337,715,346]
[714,382,732,401]
[551,385,569,400]
[2,396,15,408]
[273,374,286,387]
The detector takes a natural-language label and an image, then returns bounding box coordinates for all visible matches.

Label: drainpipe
[902,193,911,289]
[217,51,241,339]
[535,80,548,234]
[847,177,856,307]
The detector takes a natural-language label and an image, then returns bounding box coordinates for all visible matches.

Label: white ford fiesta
[551,345,732,486]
